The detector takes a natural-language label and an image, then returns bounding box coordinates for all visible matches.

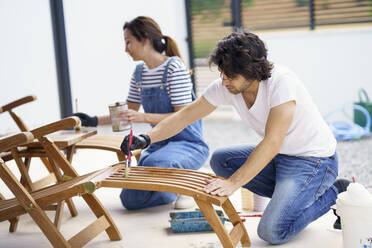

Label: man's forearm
[147,97,216,144]
[148,110,188,143]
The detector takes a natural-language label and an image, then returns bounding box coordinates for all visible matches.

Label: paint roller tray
[169,210,227,233]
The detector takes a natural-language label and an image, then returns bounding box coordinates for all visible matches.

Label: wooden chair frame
[1,95,78,228]
[35,118,250,247]
[1,99,251,247]
[1,95,129,162]
[0,129,122,248]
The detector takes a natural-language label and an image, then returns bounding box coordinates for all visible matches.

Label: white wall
[260,27,372,115]
[0,0,188,134]
[1,0,371,135]
[63,0,189,117]
[0,0,60,134]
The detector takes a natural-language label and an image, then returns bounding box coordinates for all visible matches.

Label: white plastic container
[336,183,372,248]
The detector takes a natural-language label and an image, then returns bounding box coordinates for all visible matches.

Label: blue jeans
[120,140,209,210]
[210,145,338,245]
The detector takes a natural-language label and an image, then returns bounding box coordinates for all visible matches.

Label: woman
[74,16,209,210]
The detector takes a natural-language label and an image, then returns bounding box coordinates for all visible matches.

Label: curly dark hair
[209,32,274,81]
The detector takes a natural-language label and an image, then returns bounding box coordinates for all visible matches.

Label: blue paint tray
[169,210,227,233]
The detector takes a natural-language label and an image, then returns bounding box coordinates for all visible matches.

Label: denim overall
[120,56,209,210]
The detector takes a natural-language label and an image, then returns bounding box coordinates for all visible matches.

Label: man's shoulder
[266,64,300,86]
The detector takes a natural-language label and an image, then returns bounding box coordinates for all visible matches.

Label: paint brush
[74,98,82,131]
[124,128,133,178]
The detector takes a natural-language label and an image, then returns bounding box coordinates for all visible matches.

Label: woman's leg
[120,141,209,210]
[257,154,338,244]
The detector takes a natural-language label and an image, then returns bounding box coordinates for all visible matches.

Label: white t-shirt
[203,64,336,157]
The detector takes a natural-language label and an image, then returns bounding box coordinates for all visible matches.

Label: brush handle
[127,129,133,162]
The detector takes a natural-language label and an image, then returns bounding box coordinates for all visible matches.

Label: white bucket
[336,199,372,248]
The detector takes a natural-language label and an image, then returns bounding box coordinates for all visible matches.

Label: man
[121,31,349,244]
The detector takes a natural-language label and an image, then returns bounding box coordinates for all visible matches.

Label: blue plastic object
[169,210,227,233]
[324,104,371,141]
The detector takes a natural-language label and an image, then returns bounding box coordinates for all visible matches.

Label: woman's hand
[203,178,240,197]
[119,109,146,123]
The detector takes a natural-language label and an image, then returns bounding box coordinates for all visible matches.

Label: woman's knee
[120,189,149,210]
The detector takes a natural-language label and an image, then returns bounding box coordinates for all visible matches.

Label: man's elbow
[264,136,283,154]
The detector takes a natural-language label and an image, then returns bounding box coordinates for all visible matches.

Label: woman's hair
[123,16,182,60]
[209,32,273,81]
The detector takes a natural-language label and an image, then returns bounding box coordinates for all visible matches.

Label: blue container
[169,210,227,233]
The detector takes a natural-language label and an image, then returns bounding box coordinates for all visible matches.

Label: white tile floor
[0,149,344,248]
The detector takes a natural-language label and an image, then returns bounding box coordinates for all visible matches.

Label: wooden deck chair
[0,124,122,247]
[0,95,78,231]
[1,95,139,164]
[0,95,62,191]
[3,111,250,247]
[1,95,126,161]
[28,117,250,248]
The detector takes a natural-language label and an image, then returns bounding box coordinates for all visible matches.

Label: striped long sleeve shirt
[126,57,193,106]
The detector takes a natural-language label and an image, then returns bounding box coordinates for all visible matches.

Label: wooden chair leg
[222,199,251,247]
[27,202,71,248]
[19,157,31,186]
[65,198,78,217]
[9,216,20,233]
[82,194,122,241]
[194,197,251,248]
[1,191,20,232]
[194,198,235,248]
[11,149,35,192]
[65,145,76,163]
[0,162,71,247]
[54,200,65,230]
[48,156,78,217]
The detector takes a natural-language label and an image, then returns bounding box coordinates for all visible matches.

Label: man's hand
[120,134,151,155]
[73,112,98,127]
[203,178,240,197]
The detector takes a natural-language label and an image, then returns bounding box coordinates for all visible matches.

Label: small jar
[108,102,131,132]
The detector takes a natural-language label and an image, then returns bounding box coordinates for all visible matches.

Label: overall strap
[134,62,144,88]
[161,56,178,84]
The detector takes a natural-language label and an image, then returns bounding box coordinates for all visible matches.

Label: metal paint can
[109,102,131,132]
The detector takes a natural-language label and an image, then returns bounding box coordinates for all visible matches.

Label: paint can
[109,102,131,132]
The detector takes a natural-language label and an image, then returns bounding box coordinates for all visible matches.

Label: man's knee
[257,220,289,245]
[210,149,227,175]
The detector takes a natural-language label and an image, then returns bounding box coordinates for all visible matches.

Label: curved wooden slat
[0,132,34,152]
[0,95,37,113]
[31,117,80,138]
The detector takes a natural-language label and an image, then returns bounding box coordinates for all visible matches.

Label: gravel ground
[121,119,372,189]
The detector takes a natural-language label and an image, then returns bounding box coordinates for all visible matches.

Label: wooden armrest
[31,117,81,138]
[0,132,34,152]
[0,95,37,113]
